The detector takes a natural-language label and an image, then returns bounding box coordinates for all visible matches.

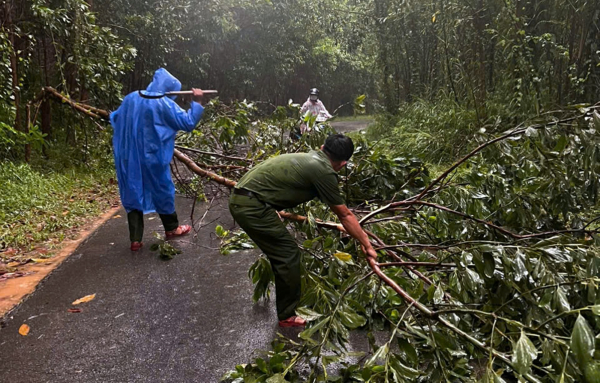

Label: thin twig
[175,145,252,162]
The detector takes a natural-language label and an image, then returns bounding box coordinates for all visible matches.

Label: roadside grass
[0,160,118,263]
[331,115,374,122]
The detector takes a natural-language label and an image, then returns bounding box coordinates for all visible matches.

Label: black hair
[323,134,354,162]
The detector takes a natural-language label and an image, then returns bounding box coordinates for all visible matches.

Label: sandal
[165,225,192,239]
[278,316,306,328]
[130,242,143,251]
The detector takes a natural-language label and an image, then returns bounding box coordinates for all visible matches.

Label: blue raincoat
[110,68,204,214]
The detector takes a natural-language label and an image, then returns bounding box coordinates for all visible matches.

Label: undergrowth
[331,115,374,123]
[365,98,541,166]
[0,157,117,260]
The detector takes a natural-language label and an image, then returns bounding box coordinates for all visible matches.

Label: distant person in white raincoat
[299,88,332,134]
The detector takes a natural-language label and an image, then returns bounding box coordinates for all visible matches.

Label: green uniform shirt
[236,150,345,209]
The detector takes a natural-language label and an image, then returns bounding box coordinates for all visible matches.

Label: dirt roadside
[0,206,121,317]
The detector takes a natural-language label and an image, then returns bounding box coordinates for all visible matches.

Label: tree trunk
[374,0,396,113]
[441,0,459,104]
[6,1,26,160]
[474,0,487,117]
[41,35,52,149]
[565,9,577,101]
[41,100,52,138]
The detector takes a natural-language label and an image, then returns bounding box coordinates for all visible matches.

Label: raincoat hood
[146,68,182,99]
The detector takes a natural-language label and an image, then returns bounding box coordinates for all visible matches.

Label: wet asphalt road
[0,119,380,381]
[330,119,373,133]
[0,196,295,382]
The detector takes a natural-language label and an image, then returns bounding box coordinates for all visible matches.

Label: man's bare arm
[330,204,378,258]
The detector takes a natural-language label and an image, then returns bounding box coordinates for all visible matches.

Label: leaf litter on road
[72,294,96,305]
[18,324,30,336]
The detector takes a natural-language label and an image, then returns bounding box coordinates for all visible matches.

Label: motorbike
[290,112,331,141]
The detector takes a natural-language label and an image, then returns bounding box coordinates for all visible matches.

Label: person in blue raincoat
[110,68,205,251]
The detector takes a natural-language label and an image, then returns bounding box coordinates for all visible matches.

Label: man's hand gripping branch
[330,204,378,259]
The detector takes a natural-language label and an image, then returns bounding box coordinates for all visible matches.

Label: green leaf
[513,251,529,282]
[433,285,444,304]
[525,127,538,137]
[389,355,420,379]
[302,239,315,248]
[483,252,496,279]
[299,317,330,342]
[215,225,228,238]
[249,257,274,302]
[554,135,568,152]
[593,111,600,131]
[591,305,600,316]
[371,365,385,373]
[540,339,553,365]
[433,330,456,350]
[543,248,572,263]
[397,338,418,365]
[483,369,507,383]
[361,366,372,381]
[463,268,483,291]
[571,315,595,370]
[269,354,286,372]
[219,370,242,381]
[539,291,553,309]
[533,236,562,248]
[512,331,537,375]
[353,94,367,115]
[589,283,597,305]
[333,252,352,262]
[340,310,366,329]
[585,361,600,383]
[322,354,340,366]
[295,307,322,321]
[256,358,268,373]
[553,288,571,313]
[266,373,289,383]
[365,343,389,367]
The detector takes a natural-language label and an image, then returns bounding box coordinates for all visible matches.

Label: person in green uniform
[229,134,378,327]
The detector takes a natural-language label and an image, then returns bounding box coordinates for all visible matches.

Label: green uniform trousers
[229,193,301,320]
[127,210,179,242]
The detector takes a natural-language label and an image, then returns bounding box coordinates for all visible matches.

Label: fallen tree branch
[361,198,598,241]
[175,145,252,162]
[376,261,457,268]
[41,96,569,381]
[174,149,237,188]
[42,86,110,120]
[198,163,246,171]
[360,110,598,226]
[174,149,449,300]
[412,114,586,201]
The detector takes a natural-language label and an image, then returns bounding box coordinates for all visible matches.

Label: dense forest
[2,0,599,161]
[3,1,600,382]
